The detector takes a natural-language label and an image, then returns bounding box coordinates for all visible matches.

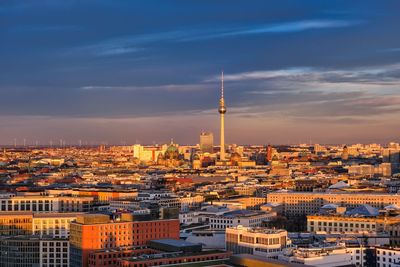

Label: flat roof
[125,250,229,262]
[150,239,198,248]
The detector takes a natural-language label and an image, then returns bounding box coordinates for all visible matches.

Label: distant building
[342,146,349,160]
[200,132,214,153]
[0,195,94,212]
[267,192,400,217]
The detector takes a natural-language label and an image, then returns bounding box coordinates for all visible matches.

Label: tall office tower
[218,72,227,161]
[200,132,214,153]
[266,144,273,162]
[342,145,349,160]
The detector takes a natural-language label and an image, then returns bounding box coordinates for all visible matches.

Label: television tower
[218,71,226,161]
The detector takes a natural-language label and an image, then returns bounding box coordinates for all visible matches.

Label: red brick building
[69,213,179,267]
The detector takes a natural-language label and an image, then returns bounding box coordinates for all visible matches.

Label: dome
[165,144,179,160]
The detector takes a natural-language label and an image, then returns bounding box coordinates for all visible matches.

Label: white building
[208,210,276,230]
[376,247,400,267]
[280,244,366,267]
[226,226,291,259]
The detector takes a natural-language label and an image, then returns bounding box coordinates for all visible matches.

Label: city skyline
[1,1,400,145]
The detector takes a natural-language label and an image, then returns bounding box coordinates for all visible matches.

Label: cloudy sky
[1,0,400,145]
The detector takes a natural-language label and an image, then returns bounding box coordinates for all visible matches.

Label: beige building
[0,211,83,238]
[307,214,400,233]
[267,192,400,216]
[0,195,94,212]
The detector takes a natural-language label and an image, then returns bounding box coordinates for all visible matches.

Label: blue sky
[1,0,400,145]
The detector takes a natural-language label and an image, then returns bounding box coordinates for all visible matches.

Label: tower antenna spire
[221,71,224,99]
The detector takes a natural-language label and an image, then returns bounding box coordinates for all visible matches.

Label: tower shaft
[218,71,226,161]
[220,113,225,161]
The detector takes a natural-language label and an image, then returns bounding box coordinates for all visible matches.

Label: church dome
[165,144,179,160]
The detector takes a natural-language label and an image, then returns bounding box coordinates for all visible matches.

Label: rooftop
[124,250,230,262]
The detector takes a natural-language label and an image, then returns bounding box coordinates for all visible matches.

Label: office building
[200,132,214,153]
[226,226,291,258]
[69,213,180,267]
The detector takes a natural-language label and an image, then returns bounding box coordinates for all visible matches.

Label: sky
[1,0,400,145]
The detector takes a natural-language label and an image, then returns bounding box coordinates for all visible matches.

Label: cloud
[182,19,361,41]
[81,84,208,92]
[79,19,360,56]
[216,64,400,84]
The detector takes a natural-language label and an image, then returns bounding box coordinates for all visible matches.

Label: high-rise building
[342,145,349,160]
[200,132,214,153]
[266,144,273,162]
[218,72,227,161]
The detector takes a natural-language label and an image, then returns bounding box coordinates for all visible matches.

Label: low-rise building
[226,226,291,259]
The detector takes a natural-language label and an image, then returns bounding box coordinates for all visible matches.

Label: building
[342,146,349,160]
[279,244,366,267]
[69,213,180,267]
[0,236,69,267]
[200,132,214,153]
[212,197,266,210]
[226,226,291,259]
[0,211,82,238]
[267,192,400,217]
[117,239,231,267]
[117,250,231,267]
[208,210,276,230]
[132,144,163,162]
[33,212,82,238]
[376,246,400,267]
[0,195,94,212]
[347,163,392,177]
[184,229,226,250]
